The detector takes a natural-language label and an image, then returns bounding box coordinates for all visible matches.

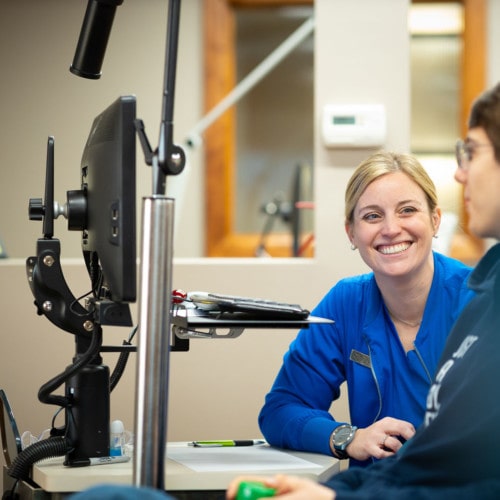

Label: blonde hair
[345,151,438,225]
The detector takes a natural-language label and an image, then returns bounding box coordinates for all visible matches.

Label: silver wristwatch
[330,424,357,459]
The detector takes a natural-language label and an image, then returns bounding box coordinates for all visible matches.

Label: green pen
[190,439,266,447]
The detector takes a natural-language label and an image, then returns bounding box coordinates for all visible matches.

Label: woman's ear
[345,223,354,244]
[432,207,442,235]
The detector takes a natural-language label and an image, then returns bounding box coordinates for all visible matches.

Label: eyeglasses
[455,139,494,170]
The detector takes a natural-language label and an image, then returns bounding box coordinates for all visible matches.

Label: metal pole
[133,195,175,489]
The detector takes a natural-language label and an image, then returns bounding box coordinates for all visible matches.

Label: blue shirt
[259,252,474,467]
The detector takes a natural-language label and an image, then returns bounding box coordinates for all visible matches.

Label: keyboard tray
[188,291,310,319]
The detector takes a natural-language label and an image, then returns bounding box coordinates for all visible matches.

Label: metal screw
[43,255,55,267]
[42,301,53,312]
[171,152,182,166]
[83,320,94,332]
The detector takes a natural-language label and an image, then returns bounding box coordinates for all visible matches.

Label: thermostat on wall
[322,104,386,148]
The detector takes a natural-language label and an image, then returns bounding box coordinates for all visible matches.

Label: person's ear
[345,223,355,245]
[432,207,442,236]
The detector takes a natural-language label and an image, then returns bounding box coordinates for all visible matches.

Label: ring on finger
[382,435,388,448]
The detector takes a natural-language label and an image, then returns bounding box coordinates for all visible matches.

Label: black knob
[66,190,87,231]
[29,198,44,221]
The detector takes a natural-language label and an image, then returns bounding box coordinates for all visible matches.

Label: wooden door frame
[203,0,486,259]
[454,0,487,262]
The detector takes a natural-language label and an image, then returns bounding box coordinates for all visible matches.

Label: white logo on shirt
[424,335,478,426]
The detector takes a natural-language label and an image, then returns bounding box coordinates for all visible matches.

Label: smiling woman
[345,152,440,301]
[258,150,475,467]
[347,167,440,350]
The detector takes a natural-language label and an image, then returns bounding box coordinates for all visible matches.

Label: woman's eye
[400,206,417,215]
[362,213,381,221]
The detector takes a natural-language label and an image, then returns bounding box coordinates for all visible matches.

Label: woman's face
[346,171,440,280]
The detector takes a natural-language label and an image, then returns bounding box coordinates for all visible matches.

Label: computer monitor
[69,95,137,303]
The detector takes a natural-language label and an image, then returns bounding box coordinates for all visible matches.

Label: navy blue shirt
[325,244,500,499]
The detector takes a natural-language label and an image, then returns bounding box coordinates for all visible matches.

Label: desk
[24,442,339,499]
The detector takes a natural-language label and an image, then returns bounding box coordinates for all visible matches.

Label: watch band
[333,448,349,460]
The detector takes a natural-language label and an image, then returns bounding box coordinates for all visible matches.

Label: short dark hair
[468,82,500,163]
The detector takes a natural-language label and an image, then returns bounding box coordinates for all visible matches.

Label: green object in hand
[236,481,276,499]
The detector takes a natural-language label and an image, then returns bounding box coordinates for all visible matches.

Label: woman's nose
[454,166,467,184]
[380,215,401,235]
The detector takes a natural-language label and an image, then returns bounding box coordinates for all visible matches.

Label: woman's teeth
[378,242,411,255]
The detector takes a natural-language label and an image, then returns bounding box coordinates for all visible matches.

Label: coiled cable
[8,436,70,482]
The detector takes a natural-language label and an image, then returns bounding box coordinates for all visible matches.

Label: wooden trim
[229,0,312,6]
[451,0,486,261]
[209,232,314,258]
[203,0,236,256]
[461,0,487,136]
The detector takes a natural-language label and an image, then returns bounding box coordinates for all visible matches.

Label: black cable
[7,436,70,483]
[38,327,102,408]
[2,478,19,500]
[109,339,131,392]
[109,325,137,391]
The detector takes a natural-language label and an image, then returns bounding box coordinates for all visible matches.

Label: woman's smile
[377,242,412,255]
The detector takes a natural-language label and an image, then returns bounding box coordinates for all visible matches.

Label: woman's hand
[226,475,335,500]
[346,417,416,461]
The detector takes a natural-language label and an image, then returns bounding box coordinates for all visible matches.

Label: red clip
[172,289,187,304]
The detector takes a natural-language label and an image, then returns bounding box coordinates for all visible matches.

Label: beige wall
[5,0,498,490]
[0,0,204,260]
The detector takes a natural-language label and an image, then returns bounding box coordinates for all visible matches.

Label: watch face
[335,426,353,445]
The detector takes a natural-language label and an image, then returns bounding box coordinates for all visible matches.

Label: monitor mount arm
[27,136,133,335]
[26,136,133,468]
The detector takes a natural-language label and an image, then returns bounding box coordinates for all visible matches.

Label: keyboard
[187,291,310,319]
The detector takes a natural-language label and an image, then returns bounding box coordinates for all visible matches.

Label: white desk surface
[32,442,339,493]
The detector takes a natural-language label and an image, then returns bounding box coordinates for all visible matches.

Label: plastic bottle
[110,419,125,457]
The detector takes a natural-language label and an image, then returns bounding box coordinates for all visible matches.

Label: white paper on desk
[166,444,322,473]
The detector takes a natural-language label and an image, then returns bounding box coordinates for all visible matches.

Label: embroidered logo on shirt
[350,349,371,368]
